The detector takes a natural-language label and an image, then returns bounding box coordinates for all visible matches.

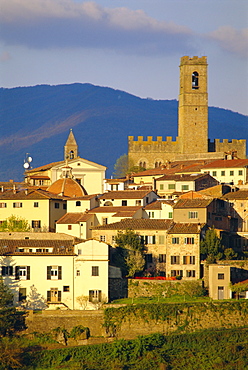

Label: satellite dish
[27,156,32,163]
[23,162,30,169]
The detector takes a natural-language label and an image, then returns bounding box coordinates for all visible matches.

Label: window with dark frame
[92,266,99,276]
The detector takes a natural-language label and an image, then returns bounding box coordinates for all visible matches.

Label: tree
[25,285,47,310]
[114,229,145,277]
[113,154,146,178]
[0,278,26,337]
[200,227,224,263]
[0,215,30,232]
[76,295,88,310]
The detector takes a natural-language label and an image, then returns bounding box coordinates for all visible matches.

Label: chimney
[13,185,16,194]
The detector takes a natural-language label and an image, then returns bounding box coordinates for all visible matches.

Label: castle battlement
[180,56,207,65]
[128,136,179,144]
[214,139,246,144]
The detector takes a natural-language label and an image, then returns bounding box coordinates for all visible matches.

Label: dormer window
[192,71,199,89]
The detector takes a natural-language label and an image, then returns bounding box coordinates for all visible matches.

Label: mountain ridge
[0,83,247,181]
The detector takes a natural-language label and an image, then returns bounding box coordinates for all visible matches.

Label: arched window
[104,201,113,206]
[69,150,74,159]
[155,162,158,168]
[143,162,146,169]
[192,71,199,89]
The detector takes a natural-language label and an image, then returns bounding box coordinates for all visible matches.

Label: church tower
[178,56,208,154]
[64,129,78,160]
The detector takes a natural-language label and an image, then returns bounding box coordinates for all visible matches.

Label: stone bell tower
[178,56,208,154]
[64,129,78,160]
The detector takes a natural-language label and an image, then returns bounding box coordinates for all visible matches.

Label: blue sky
[1,0,247,115]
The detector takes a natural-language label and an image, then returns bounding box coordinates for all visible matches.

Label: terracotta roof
[168,223,206,234]
[144,200,174,210]
[173,199,213,209]
[92,218,174,230]
[0,239,75,255]
[47,178,87,198]
[104,178,127,183]
[0,189,66,200]
[222,190,248,200]
[99,190,153,199]
[67,194,98,201]
[156,173,208,182]
[56,213,93,224]
[26,161,64,173]
[201,159,248,169]
[29,175,50,180]
[88,206,142,214]
[0,232,77,240]
[113,211,139,217]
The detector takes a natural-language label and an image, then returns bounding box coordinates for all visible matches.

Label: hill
[0,83,247,181]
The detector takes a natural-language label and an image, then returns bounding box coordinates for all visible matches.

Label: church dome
[47,178,88,198]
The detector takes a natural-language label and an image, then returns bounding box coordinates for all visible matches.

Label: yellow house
[0,234,111,309]
[0,188,67,232]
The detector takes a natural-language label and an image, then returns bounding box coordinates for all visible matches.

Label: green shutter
[15,266,20,280]
[58,266,62,280]
[58,291,62,302]
[47,266,51,280]
[47,291,51,302]
[27,266,30,280]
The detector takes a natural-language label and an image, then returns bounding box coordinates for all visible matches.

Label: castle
[128,56,246,169]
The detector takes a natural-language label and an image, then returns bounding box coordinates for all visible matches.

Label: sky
[0,0,248,115]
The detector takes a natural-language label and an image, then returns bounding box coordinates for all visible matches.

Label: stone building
[128,56,246,168]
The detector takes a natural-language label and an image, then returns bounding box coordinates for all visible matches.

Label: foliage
[21,328,248,370]
[0,215,30,232]
[0,279,26,337]
[114,229,145,277]
[113,154,146,178]
[76,295,88,310]
[224,248,238,260]
[24,285,47,310]
[230,281,248,295]
[0,338,23,370]
[69,325,90,340]
[200,227,224,263]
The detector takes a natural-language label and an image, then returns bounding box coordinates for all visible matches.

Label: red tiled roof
[144,200,174,210]
[201,159,248,169]
[88,206,142,214]
[168,223,206,234]
[156,173,208,182]
[67,194,98,201]
[26,161,64,173]
[98,190,153,199]
[0,239,75,255]
[47,178,87,198]
[0,189,66,200]
[56,213,93,224]
[222,190,248,200]
[92,218,174,230]
[173,199,213,209]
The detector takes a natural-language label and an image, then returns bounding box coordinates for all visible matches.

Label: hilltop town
[1,56,248,313]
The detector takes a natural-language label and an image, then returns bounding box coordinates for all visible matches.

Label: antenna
[23,153,33,170]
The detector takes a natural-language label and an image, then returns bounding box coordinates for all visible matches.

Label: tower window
[192,71,199,89]
[69,150,74,159]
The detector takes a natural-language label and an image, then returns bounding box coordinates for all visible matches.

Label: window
[238,170,243,176]
[102,218,108,225]
[160,184,164,190]
[212,171,217,176]
[76,270,80,276]
[63,204,67,210]
[183,256,195,264]
[54,202,60,209]
[63,286,70,292]
[145,235,156,244]
[122,200,127,206]
[34,202,39,207]
[0,203,7,208]
[112,235,116,244]
[218,273,224,280]
[16,266,30,280]
[181,185,189,191]
[13,202,22,208]
[1,266,13,276]
[76,201,81,207]
[168,184,175,190]
[168,212,173,219]
[47,289,61,302]
[145,254,153,263]
[188,212,198,219]
[230,171,234,176]
[136,200,141,206]
[159,254,166,263]
[171,270,183,277]
[172,237,179,244]
[215,217,222,221]
[92,266,99,276]
[221,171,225,176]
[159,235,165,244]
[184,237,195,244]
[192,71,199,89]
[100,235,106,242]
[47,266,62,280]
[171,256,180,264]
[78,249,82,255]
[89,290,102,303]
[19,288,27,302]
[186,270,195,277]
[32,220,41,229]
[68,225,72,230]
[149,212,154,218]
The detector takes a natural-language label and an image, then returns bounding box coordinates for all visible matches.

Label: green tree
[200,227,224,263]
[113,154,146,178]
[0,278,26,337]
[0,215,30,232]
[114,229,145,277]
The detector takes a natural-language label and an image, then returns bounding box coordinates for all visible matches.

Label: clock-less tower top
[64,129,78,160]
[178,56,208,154]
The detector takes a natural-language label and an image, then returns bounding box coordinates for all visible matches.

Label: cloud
[0,51,11,62]
[0,0,194,55]
[208,26,248,58]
